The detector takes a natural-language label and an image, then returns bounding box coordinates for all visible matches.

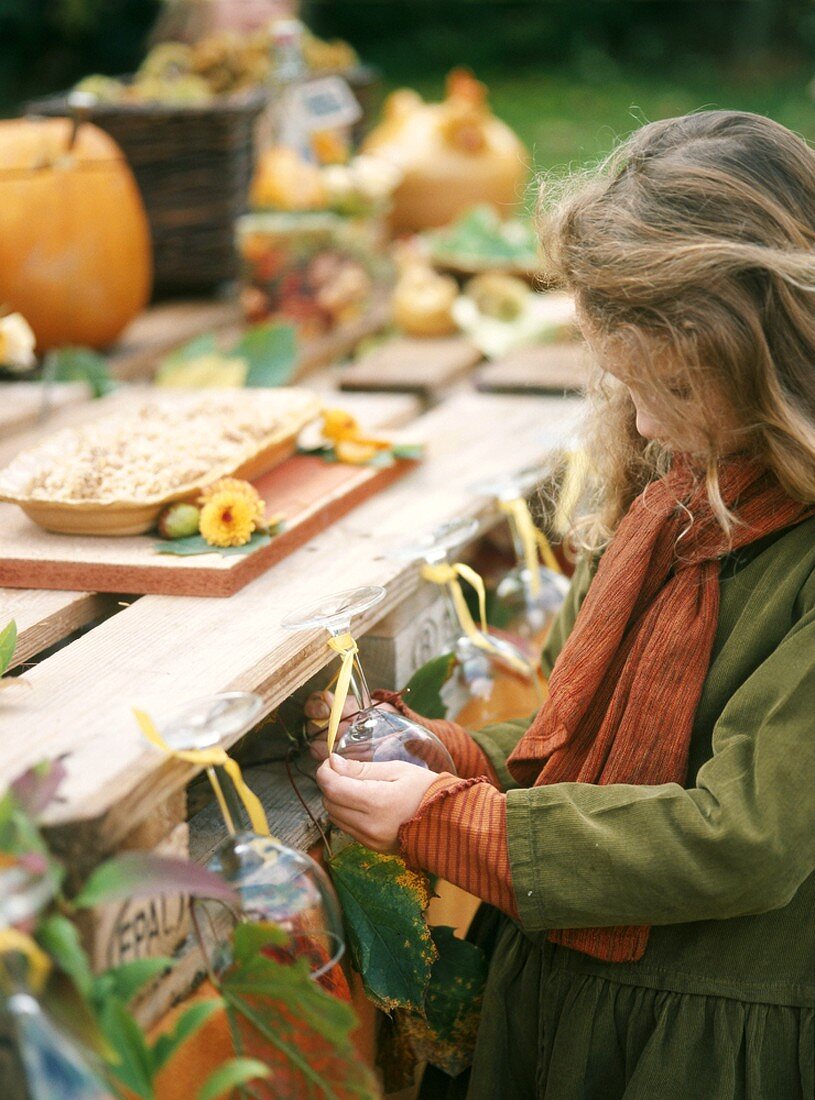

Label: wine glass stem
[350,657,373,710]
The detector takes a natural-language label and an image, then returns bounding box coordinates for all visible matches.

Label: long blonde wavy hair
[539,110,815,552]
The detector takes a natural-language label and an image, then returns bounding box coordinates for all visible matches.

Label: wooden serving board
[0,453,414,598]
[339,335,483,404]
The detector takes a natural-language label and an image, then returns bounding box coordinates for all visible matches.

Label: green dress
[424,516,815,1100]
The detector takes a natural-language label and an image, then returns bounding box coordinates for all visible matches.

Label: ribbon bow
[421,561,532,676]
[134,708,270,837]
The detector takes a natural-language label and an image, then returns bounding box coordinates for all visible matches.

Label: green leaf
[97,998,155,1099]
[0,619,17,676]
[402,653,456,720]
[198,1058,271,1100]
[37,913,94,997]
[153,531,272,557]
[220,935,377,1099]
[328,844,436,1013]
[391,443,424,461]
[152,998,223,1072]
[74,852,239,909]
[162,333,218,366]
[234,322,298,388]
[47,347,115,398]
[94,957,173,1006]
[230,920,288,967]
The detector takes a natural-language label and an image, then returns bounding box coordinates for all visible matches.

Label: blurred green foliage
[2,0,815,175]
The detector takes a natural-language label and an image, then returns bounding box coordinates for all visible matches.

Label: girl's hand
[316,755,439,852]
[303,690,397,761]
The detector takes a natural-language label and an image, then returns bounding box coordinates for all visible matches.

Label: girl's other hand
[315,755,440,852]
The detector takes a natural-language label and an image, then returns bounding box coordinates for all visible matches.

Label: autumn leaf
[328,843,436,1013]
[218,923,378,1099]
[398,925,488,1077]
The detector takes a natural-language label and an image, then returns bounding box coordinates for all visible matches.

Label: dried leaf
[328,843,436,1013]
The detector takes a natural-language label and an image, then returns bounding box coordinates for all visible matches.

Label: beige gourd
[363,68,528,233]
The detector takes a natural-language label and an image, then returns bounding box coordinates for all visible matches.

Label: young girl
[311,110,815,1098]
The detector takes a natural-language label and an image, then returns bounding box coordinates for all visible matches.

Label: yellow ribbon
[498,497,563,595]
[554,449,589,537]
[421,562,532,677]
[134,708,270,837]
[0,929,51,993]
[325,633,359,756]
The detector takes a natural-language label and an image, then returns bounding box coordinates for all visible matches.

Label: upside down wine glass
[396,518,542,719]
[154,692,345,984]
[282,586,457,773]
[474,466,570,648]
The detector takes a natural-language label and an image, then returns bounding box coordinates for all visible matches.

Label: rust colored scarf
[506,456,813,963]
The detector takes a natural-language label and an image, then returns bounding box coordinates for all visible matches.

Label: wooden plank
[339,336,483,402]
[0,589,119,670]
[0,381,91,438]
[0,453,417,598]
[0,391,420,598]
[475,341,590,395]
[0,394,584,867]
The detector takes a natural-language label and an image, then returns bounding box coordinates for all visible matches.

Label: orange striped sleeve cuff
[398,775,519,921]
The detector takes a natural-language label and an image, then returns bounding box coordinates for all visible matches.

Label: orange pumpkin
[0,118,152,349]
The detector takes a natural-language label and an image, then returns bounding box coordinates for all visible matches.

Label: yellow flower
[321,407,362,443]
[0,313,36,372]
[199,490,256,547]
[198,477,265,525]
[321,407,393,464]
[335,439,381,465]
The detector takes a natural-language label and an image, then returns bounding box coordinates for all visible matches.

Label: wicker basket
[28,91,267,295]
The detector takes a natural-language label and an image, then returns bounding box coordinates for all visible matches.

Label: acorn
[157,501,201,540]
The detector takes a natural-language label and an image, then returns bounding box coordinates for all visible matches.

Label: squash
[363,69,529,233]
[0,118,152,349]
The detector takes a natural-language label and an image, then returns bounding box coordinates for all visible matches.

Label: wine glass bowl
[282,586,457,775]
[158,691,265,751]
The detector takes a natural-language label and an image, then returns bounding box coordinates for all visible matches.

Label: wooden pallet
[475,341,590,395]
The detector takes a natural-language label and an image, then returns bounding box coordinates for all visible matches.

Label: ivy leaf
[73,852,239,909]
[198,1057,271,1100]
[152,998,223,1072]
[399,925,488,1077]
[220,924,378,1099]
[97,997,155,1099]
[402,653,456,720]
[153,531,272,557]
[328,844,436,1013]
[37,913,94,998]
[46,347,115,398]
[93,956,173,1006]
[0,619,16,675]
[234,322,297,388]
[10,758,68,818]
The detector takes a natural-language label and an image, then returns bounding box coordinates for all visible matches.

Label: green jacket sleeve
[507,598,815,932]
[470,557,595,790]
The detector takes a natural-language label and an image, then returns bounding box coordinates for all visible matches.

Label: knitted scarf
[506,456,813,962]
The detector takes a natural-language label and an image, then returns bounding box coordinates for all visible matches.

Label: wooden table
[475,341,590,395]
[338,336,484,405]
